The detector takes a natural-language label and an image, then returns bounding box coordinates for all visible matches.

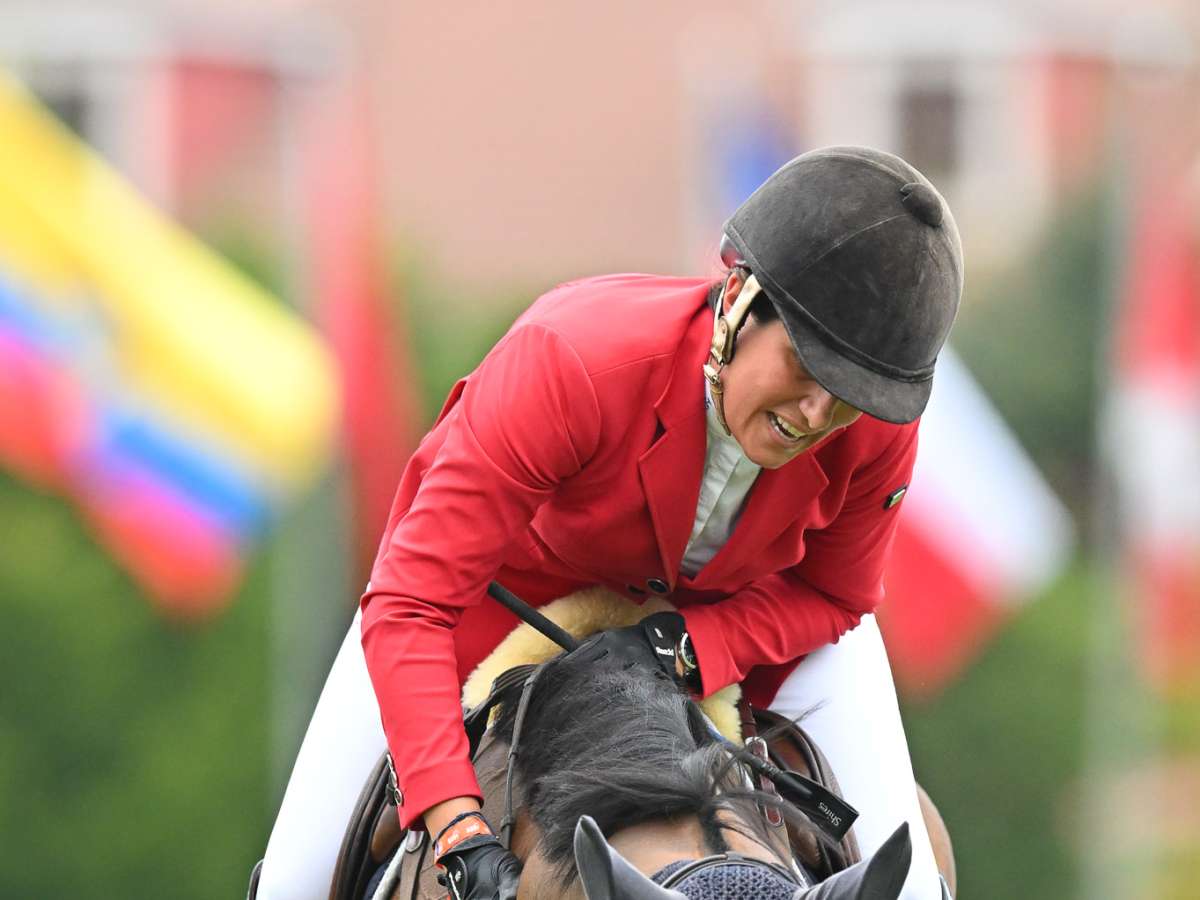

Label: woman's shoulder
[512,274,713,378]
[816,415,919,472]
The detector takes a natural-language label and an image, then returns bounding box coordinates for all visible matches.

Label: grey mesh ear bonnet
[722,146,964,424]
[654,859,800,900]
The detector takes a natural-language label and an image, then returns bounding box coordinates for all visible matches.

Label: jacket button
[646,578,670,594]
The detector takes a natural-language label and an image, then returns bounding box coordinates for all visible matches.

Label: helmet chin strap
[703,273,762,436]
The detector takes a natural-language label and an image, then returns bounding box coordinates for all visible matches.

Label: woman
[258,145,963,899]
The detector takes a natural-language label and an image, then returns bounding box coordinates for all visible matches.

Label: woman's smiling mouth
[768,410,807,442]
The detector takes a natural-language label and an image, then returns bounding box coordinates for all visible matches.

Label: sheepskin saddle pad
[461,586,744,743]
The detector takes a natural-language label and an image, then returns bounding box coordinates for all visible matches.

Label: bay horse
[286,586,954,900]
[355,644,915,900]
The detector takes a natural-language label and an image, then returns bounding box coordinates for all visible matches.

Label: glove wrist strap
[434,811,493,861]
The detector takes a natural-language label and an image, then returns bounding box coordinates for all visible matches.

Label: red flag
[167,61,275,207]
[879,349,1075,699]
[305,79,423,581]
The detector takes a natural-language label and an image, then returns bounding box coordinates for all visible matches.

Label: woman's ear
[721,269,745,315]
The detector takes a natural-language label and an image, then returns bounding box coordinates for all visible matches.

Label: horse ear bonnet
[652,860,799,900]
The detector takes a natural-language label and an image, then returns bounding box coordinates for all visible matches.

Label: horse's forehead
[517,846,586,900]
[606,814,787,876]
[607,817,710,873]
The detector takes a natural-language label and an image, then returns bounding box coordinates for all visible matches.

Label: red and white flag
[1104,185,1200,692]
[879,348,1076,698]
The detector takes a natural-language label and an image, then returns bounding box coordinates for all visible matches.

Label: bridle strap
[498,662,548,849]
[739,698,786,829]
[463,663,538,761]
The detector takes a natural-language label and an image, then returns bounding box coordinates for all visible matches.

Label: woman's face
[718,275,863,469]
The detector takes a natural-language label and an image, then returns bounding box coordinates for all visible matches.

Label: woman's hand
[432,810,521,900]
[565,611,686,679]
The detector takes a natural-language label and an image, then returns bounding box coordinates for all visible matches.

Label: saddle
[329,688,862,900]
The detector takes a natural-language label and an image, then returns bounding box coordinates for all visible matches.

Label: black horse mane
[490,652,812,882]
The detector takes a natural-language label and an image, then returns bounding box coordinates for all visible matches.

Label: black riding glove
[434,812,521,900]
[566,611,685,679]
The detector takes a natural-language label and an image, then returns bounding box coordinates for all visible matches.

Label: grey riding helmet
[722,146,964,425]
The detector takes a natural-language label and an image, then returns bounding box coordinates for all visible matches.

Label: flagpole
[267,53,355,802]
[1076,48,1172,899]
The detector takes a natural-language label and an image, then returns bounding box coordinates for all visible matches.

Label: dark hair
[490,653,812,883]
[748,289,778,325]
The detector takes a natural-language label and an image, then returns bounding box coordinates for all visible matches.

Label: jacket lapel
[633,284,837,591]
[636,299,712,589]
[689,449,830,586]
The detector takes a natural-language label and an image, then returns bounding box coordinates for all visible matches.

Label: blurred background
[1,1,1197,897]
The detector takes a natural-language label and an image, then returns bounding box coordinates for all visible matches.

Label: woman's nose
[796,387,838,432]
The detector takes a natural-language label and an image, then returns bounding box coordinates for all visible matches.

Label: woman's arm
[361,323,602,829]
[424,796,483,838]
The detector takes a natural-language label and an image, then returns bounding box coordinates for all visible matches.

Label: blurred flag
[165,61,276,205]
[304,78,423,581]
[879,349,1076,698]
[0,72,339,617]
[1104,184,1200,692]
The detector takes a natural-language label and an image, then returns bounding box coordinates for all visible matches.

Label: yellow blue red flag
[0,72,340,616]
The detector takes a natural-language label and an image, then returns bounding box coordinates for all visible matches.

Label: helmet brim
[769,292,933,425]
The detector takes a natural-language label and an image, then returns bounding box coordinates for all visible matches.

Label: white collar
[703,378,754,462]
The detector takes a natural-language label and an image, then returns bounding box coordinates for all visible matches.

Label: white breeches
[257,612,941,899]
[769,615,941,899]
[259,609,386,900]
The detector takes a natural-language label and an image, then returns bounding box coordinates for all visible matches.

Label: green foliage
[391,251,546,421]
[0,473,271,899]
[952,184,1110,516]
[206,225,288,300]
[903,561,1092,898]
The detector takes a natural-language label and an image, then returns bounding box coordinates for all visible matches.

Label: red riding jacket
[361,274,918,828]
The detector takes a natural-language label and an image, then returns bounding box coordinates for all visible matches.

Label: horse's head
[572,814,913,900]
[490,647,911,900]
[491,648,786,881]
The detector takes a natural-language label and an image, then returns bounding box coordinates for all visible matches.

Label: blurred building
[2,1,1194,290]
[348,0,1196,288]
[0,5,337,232]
